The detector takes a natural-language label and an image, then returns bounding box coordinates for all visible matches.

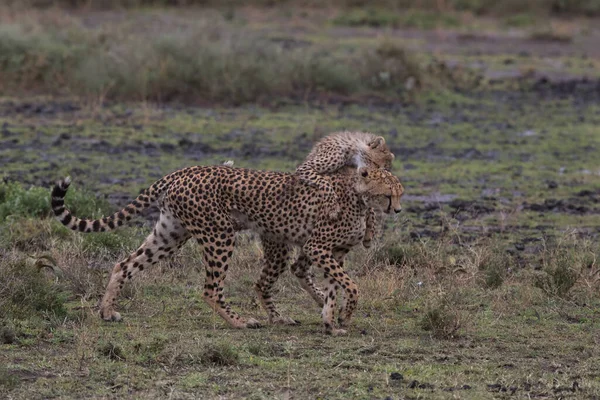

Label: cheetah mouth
[385,196,392,214]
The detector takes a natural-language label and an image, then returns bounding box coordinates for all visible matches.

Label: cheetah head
[355,166,403,214]
[366,136,395,171]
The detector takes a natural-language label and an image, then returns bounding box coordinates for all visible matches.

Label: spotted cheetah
[296,131,395,247]
[51,165,403,334]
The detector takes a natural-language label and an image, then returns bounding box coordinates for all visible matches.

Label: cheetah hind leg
[196,230,260,329]
[254,240,299,326]
[99,209,190,321]
[291,254,325,308]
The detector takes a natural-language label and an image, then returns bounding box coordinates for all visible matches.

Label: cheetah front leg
[254,239,299,325]
[303,241,359,335]
[362,207,376,248]
[99,209,190,321]
[332,248,353,328]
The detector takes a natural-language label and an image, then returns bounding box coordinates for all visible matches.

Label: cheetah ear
[368,136,385,149]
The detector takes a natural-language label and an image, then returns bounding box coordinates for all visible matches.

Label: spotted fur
[52,165,403,335]
[296,131,395,246]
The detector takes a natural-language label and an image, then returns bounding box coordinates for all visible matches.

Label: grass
[10,0,600,17]
[0,180,113,222]
[1,223,599,398]
[1,3,600,398]
[333,8,460,29]
[0,11,467,104]
[529,28,574,42]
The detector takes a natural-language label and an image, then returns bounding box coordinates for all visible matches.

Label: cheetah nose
[394,207,402,214]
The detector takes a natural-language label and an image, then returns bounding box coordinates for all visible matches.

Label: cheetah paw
[245,318,262,329]
[330,328,348,336]
[101,310,122,322]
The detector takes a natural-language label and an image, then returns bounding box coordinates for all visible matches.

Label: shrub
[98,342,127,361]
[333,8,401,28]
[0,365,19,390]
[0,257,69,320]
[503,13,537,27]
[0,182,52,221]
[480,250,514,289]
[359,40,423,93]
[535,260,578,298]
[0,15,443,104]
[534,241,583,298]
[81,230,139,257]
[0,219,67,251]
[200,342,239,366]
[0,181,112,222]
[419,298,462,339]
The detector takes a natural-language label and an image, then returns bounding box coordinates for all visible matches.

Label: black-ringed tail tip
[51,175,143,233]
[51,176,72,218]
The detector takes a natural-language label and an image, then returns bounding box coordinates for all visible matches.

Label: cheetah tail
[51,175,170,233]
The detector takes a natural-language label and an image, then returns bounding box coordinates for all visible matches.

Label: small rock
[1,326,16,344]
[390,372,403,381]
[515,242,525,251]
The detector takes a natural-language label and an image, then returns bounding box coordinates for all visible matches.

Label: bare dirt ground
[1,9,600,400]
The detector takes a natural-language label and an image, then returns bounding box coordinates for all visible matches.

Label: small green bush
[333,8,400,28]
[534,243,582,298]
[503,13,536,27]
[535,261,578,298]
[0,182,52,221]
[82,230,139,256]
[201,342,239,366]
[98,342,127,361]
[484,263,504,289]
[246,341,286,357]
[481,250,513,289]
[401,10,460,29]
[0,181,112,222]
[376,243,417,266]
[0,365,19,390]
[0,258,69,320]
[0,219,68,251]
[333,9,460,30]
[419,297,462,339]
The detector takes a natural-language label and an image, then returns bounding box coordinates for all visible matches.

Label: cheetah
[51,165,403,334]
[296,131,395,247]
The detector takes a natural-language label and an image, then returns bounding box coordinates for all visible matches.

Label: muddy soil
[2,78,599,253]
[2,17,600,250]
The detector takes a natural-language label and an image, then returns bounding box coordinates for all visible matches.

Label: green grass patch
[0,180,112,222]
[0,365,19,391]
[10,0,600,17]
[332,8,401,28]
[0,257,69,320]
[333,8,460,29]
[503,13,537,27]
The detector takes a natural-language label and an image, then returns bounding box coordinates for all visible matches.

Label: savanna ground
[1,1,600,399]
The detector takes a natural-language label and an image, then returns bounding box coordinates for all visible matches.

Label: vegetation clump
[0,15,473,104]
[0,257,69,320]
